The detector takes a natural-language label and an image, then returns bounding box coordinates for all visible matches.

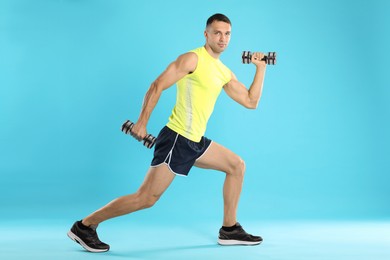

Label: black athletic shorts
[151,126,212,176]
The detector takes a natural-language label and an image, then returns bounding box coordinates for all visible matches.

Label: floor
[1,219,389,260]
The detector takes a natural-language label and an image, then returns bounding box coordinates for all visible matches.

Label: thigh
[138,164,175,198]
[194,141,242,173]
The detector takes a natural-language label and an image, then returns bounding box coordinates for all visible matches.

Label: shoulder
[174,52,198,73]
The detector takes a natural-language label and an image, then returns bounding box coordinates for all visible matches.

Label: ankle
[223,220,237,227]
[222,222,239,232]
[81,219,95,227]
[80,219,87,226]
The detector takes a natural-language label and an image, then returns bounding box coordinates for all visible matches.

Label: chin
[216,46,227,53]
[220,45,228,51]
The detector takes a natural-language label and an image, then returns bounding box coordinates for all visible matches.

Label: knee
[143,195,160,209]
[136,192,160,209]
[227,156,246,178]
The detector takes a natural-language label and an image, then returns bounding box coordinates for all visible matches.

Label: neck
[204,44,221,59]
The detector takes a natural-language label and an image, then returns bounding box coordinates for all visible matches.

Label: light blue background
[1,0,389,223]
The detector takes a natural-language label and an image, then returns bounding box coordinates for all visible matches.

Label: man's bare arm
[131,52,197,140]
[223,52,266,109]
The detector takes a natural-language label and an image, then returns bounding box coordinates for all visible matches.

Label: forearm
[248,64,266,107]
[136,81,163,127]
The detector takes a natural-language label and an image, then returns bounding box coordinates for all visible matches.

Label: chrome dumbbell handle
[242,51,277,65]
[121,120,156,149]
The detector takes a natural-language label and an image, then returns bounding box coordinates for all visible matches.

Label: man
[68,13,267,252]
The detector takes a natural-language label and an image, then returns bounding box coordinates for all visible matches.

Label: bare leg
[194,142,245,227]
[82,164,175,226]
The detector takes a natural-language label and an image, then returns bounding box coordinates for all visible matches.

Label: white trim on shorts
[150,136,213,177]
[150,162,185,177]
[195,140,213,162]
[150,133,187,177]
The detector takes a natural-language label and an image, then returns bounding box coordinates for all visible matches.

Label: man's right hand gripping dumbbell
[121,120,156,149]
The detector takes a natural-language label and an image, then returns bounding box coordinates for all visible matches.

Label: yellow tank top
[166,46,232,142]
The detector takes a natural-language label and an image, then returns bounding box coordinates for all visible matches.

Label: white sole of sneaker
[218,238,262,246]
[67,230,109,253]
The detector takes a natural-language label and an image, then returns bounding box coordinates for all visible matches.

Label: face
[204,21,231,54]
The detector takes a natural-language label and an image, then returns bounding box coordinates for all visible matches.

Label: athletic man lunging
[68,13,267,252]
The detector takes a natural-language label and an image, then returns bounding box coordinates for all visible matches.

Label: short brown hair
[206,13,231,28]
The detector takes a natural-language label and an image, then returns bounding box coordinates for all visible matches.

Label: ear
[204,30,207,39]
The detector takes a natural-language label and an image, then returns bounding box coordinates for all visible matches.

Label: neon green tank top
[166,46,232,142]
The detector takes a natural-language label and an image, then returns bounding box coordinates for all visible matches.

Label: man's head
[204,13,232,55]
[206,13,231,28]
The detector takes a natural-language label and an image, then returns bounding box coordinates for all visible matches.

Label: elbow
[150,80,164,93]
[247,104,258,110]
[245,92,261,109]
[245,99,260,109]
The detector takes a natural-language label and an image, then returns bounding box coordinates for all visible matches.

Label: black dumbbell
[121,120,156,149]
[242,51,277,65]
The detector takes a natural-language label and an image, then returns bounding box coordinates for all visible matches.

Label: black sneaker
[218,222,263,246]
[67,220,110,252]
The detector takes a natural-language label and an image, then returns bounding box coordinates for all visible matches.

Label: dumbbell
[242,51,277,65]
[121,120,156,149]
